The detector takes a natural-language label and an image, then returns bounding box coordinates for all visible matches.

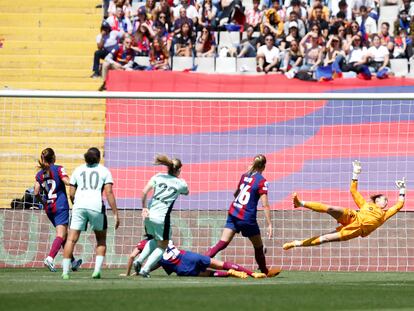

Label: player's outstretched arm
[384,177,406,221]
[350,160,366,208]
[104,183,120,229]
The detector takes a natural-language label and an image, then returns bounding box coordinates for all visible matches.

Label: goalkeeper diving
[283,160,406,250]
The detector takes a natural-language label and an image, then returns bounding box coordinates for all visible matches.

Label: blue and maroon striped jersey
[35,165,69,214]
[228,172,268,223]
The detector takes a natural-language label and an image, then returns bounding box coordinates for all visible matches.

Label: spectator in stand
[345,20,362,43]
[262,3,284,39]
[308,5,329,39]
[400,0,414,19]
[284,11,306,38]
[339,34,369,77]
[133,7,154,35]
[91,21,120,78]
[131,22,155,56]
[308,0,329,22]
[145,0,156,20]
[173,7,194,35]
[174,22,195,56]
[256,34,280,73]
[245,0,264,31]
[153,21,173,54]
[351,0,377,20]
[299,31,323,72]
[279,21,301,51]
[272,0,286,23]
[394,9,414,37]
[108,0,132,19]
[379,22,393,46]
[286,0,307,24]
[199,0,218,29]
[336,22,348,45]
[366,34,390,75]
[195,26,217,56]
[106,5,133,35]
[323,35,345,66]
[280,39,303,73]
[356,6,377,39]
[392,28,409,58]
[331,0,352,21]
[149,37,170,70]
[152,0,174,29]
[232,25,260,57]
[174,0,199,26]
[99,36,135,91]
[156,11,172,33]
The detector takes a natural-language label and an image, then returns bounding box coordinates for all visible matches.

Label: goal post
[0,90,413,271]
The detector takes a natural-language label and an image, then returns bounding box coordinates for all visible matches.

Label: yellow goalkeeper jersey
[350,180,404,236]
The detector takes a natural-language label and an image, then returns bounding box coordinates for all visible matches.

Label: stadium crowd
[92,0,414,88]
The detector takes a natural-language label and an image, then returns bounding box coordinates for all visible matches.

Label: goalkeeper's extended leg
[293,193,328,213]
[283,232,341,250]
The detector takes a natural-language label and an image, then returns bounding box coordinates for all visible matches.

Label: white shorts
[144,217,171,240]
[70,208,107,232]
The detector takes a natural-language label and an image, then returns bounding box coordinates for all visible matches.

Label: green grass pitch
[1,269,414,311]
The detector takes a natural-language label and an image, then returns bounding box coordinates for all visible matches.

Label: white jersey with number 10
[149,173,188,221]
[70,163,114,213]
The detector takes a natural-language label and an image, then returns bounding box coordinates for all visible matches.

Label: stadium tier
[0,90,413,271]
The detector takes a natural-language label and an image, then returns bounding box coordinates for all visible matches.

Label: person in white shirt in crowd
[256,34,280,73]
[356,5,377,37]
[284,10,306,38]
[366,34,390,74]
[106,5,133,35]
[174,0,200,25]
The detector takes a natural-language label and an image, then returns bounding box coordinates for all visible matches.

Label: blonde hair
[154,154,182,176]
[38,148,55,171]
[247,154,266,174]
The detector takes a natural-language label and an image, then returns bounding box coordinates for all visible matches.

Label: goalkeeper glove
[396,177,406,196]
[352,160,362,180]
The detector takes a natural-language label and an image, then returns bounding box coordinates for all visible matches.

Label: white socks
[94,255,104,273]
[62,258,71,275]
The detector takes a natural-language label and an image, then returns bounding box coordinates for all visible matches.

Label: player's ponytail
[248,154,266,174]
[38,148,55,171]
[154,154,183,176]
[84,147,101,165]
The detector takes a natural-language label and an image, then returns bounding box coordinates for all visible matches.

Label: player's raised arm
[350,160,366,208]
[384,177,406,222]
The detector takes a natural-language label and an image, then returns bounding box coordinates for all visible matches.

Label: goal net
[0,90,413,271]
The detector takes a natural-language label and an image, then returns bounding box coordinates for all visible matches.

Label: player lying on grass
[283,160,406,250]
[121,238,267,279]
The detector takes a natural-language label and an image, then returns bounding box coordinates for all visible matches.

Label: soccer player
[34,148,82,272]
[133,154,189,278]
[61,147,120,279]
[205,154,281,278]
[121,238,266,279]
[283,160,406,250]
